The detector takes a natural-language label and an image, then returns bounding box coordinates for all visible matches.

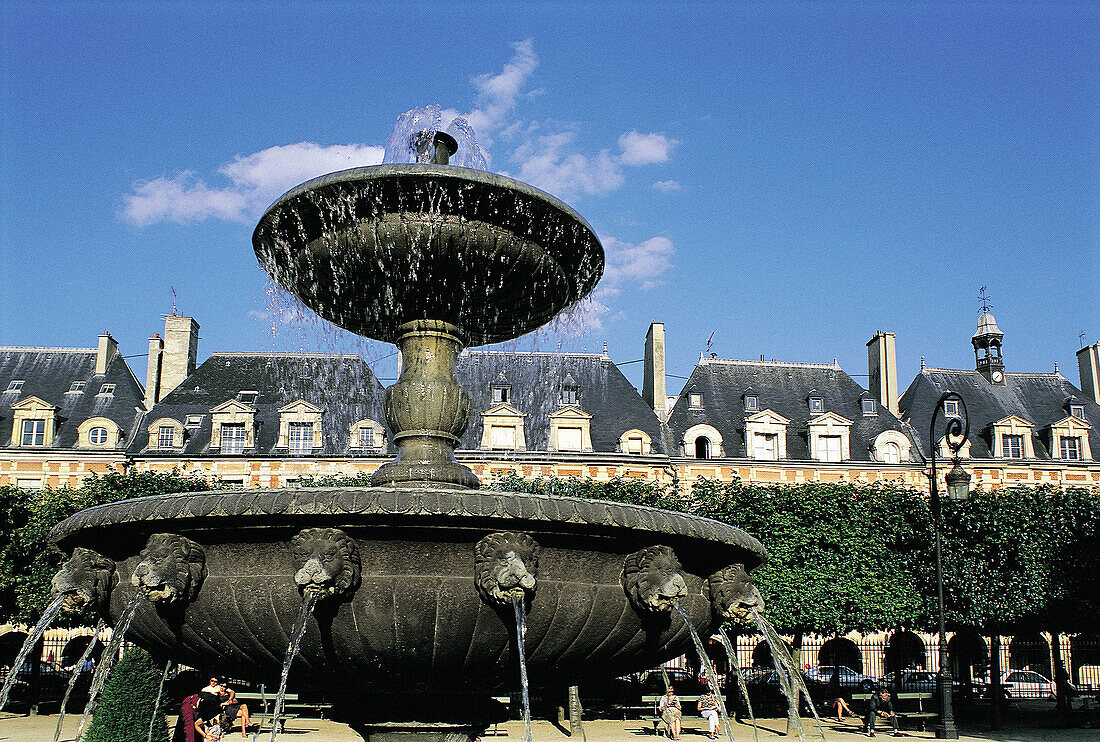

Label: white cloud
[121,142,384,226]
[511,132,624,201]
[600,235,675,293]
[617,131,677,166]
[653,179,681,192]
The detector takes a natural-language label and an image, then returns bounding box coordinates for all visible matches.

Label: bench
[641,695,700,735]
[235,687,334,731]
[851,692,935,731]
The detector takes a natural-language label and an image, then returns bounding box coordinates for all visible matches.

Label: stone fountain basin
[253,165,604,345]
[52,488,765,696]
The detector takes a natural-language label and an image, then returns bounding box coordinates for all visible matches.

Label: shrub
[83,646,168,742]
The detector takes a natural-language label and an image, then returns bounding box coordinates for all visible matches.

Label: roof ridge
[701,358,842,370]
[210,351,362,359]
[0,347,95,353]
[923,367,1062,378]
[462,350,607,358]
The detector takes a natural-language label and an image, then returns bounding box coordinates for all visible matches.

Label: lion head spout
[291,527,361,599]
[621,545,688,613]
[474,532,540,606]
[130,533,207,604]
[51,547,116,613]
[705,563,764,621]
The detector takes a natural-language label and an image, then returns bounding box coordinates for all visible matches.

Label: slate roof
[0,347,146,450]
[899,368,1100,460]
[666,357,917,461]
[130,352,386,456]
[455,351,667,454]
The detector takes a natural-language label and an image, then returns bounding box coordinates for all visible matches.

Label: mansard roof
[0,347,145,449]
[666,357,916,460]
[899,368,1100,460]
[455,351,666,454]
[130,352,386,456]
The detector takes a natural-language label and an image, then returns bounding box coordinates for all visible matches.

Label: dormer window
[808,396,824,414]
[98,383,115,395]
[744,395,758,411]
[236,390,258,404]
[561,386,579,406]
[861,397,876,415]
[1070,404,1085,421]
[68,381,86,393]
[5,380,23,393]
[943,400,959,417]
[21,419,45,446]
[688,392,703,408]
[491,385,510,404]
[186,414,204,427]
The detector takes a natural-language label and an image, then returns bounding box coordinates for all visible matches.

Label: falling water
[717,627,759,742]
[511,595,533,742]
[74,594,144,741]
[749,609,827,742]
[53,621,105,742]
[269,590,320,742]
[0,594,67,711]
[146,660,173,742]
[672,605,735,742]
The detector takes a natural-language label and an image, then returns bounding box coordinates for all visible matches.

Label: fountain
[50,122,769,742]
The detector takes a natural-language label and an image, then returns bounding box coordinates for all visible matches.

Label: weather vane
[978,286,993,315]
[170,286,178,316]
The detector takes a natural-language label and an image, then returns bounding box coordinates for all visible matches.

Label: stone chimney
[144,333,165,408]
[1078,342,1100,404]
[158,315,200,401]
[643,322,667,419]
[866,331,899,417]
[95,332,118,375]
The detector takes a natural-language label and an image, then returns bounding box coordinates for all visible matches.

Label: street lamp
[929,391,970,739]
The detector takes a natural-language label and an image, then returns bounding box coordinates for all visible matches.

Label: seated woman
[216,679,252,737]
[827,695,857,722]
[195,712,231,742]
[697,686,721,739]
[658,687,682,741]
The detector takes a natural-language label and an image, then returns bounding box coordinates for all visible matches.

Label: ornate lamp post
[929,391,970,739]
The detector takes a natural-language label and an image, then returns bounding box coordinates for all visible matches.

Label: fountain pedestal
[371,320,477,488]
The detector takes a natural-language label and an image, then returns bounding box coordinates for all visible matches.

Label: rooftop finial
[978,285,993,315]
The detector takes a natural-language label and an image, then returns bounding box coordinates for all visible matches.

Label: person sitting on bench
[658,687,682,741]
[864,688,902,737]
[698,686,720,739]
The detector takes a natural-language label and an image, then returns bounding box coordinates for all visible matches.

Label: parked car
[805,665,878,692]
[994,670,1059,700]
[880,670,937,692]
[744,670,822,714]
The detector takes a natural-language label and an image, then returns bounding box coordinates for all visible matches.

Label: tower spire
[972,287,1005,384]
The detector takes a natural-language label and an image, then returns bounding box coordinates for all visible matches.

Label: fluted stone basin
[52,487,766,728]
[253,165,603,346]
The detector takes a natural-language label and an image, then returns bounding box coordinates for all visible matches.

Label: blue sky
[1,2,1096,394]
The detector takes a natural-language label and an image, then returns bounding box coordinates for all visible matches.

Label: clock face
[992,371,1003,382]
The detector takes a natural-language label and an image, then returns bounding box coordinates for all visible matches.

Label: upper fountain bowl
[253,164,604,345]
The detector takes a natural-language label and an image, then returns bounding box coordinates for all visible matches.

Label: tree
[489,472,685,511]
[0,468,215,623]
[83,646,168,742]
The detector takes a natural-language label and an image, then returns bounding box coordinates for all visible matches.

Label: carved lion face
[705,563,764,621]
[291,528,360,598]
[474,532,540,605]
[52,547,116,613]
[621,544,688,613]
[130,533,207,604]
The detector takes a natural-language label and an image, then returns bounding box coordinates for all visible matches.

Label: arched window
[89,427,108,445]
[881,442,900,464]
[695,436,710,459]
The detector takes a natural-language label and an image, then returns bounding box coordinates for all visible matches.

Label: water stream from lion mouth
[0,594,67,713]
[269,590,320,742]
[53,620,105,742]
[673,605,736,742]
[75,593,145,741]
[750,608,827,742]
[717,626,760,742]
[512,594,533,742]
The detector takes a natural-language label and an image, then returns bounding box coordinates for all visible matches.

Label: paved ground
[2,713,1096,742]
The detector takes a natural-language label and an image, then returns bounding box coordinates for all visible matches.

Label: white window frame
[1060,436,1080,460]
[561,387,578,406]
[1002,434,1024,459]
[6,380,24,392]
[358,426,376,449]
[944,400,959,417]
[688,392,703,408]
[557,426,584,452]
[89,426,109,445]
[236,390,259,404]
[862,398,876,415]
[809,397,824,414]
[156,425,174,449]
[98,383,115,395]
[288,422,313,455]
[68,381,86,393]
[753,432,778,460]
[490,424,517,450]
[818,434,842,462]
[744,395,758,411]
[1070,404,1085,421]
[21,418,45,446]
[221,423,248,454]
[491,385,510,404]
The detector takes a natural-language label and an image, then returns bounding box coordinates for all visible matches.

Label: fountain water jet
[147,659,172,742]
[75,593,144,741]
[716,626,759,742]
[53,621,106,742]
[270,591,320,741]
[673,605,735,742]
[749,609,827,742]
[512,595,533,742]
[0,594,66,712]
[51,121,769,742]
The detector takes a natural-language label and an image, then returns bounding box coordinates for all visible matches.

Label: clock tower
[973,310,1006,385]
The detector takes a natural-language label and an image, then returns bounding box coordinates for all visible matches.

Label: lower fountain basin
[51,487,765,697]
